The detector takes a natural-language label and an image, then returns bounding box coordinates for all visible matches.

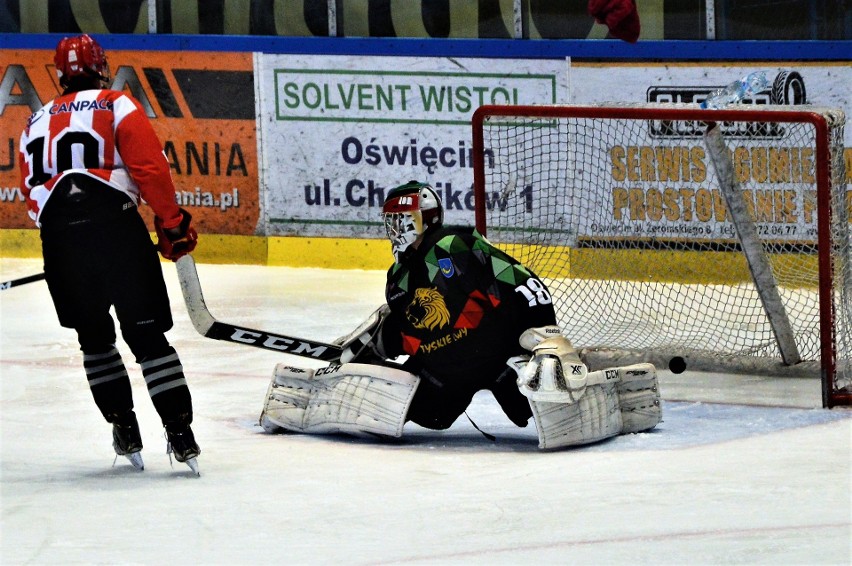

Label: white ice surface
[1,257,850,565]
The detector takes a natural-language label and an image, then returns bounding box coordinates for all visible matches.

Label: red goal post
[471,104,850,408]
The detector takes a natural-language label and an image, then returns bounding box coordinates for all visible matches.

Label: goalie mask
[54,34,111,89]
[382,181,443,262]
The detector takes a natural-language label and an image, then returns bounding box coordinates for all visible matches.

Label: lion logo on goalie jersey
[406,287,450,331]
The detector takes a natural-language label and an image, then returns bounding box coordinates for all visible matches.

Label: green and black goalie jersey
[381,226,557,388]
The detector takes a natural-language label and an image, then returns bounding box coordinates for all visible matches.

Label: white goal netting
[473,104,850,407]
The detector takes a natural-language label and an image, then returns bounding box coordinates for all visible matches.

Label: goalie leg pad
[260,364,315,433]
[525,363,661,449]
[261,363,420,438]
[613,363,662,433]
[529,382,623,449]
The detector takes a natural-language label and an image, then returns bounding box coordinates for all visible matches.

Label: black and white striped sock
[140,347,192,430]
[83,346,132,420]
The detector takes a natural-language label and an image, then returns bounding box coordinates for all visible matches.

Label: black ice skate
[111,412,144,470]
[165,426,201,476]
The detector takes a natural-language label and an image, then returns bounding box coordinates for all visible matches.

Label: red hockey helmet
[54,34,110,87]
[382,181,443,261]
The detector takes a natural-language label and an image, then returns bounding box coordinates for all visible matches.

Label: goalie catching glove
[512,325,589,403]
[155,207,198,261]
[331,304,390,364]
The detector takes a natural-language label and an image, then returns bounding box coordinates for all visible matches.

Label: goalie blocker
[260,328,661,448]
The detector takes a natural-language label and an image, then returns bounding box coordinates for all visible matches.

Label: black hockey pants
[39,176,192,431]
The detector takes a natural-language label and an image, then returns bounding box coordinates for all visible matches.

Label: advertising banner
[568,63,851,243]
[257,54,567,238]
[0,49,258,234]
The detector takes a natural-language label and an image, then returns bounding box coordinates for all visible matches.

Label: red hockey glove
[588,0,641,43]
[155,208,198,261]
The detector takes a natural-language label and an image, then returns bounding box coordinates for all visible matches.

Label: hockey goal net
[472,104,850,408]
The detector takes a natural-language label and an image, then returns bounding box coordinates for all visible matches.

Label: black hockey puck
[668,356,686,374]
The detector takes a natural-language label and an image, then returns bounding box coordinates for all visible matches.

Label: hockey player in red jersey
[18,35,200,471]
[260,181,662,448]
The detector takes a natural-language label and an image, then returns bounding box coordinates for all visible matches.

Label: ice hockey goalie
[259,180,661,449]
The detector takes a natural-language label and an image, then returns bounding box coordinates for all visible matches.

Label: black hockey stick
[1,272,46,291]
[175,255,343,362]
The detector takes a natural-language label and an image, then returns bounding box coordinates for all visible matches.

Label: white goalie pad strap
[613,363,662,434]
[515,328,589,403]
[262,362,419,438]
[529,382,622,449]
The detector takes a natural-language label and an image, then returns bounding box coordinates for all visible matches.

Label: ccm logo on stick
[229,329,329,358]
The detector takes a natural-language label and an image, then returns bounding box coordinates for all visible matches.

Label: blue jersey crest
[438,258,455,278]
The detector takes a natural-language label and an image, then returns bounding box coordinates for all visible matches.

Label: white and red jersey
[18,89,182,229]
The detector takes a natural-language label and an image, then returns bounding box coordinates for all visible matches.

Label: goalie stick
[175,255,344,362]
[1,272,46,291]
